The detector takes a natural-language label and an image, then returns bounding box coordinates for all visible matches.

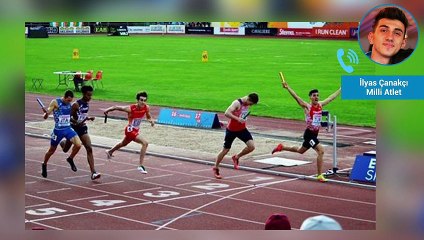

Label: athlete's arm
[320,87,341,107]
[224,100,244,123]
[145,107,155,127]
[70,102,80,124]
[282,81,308,108]
[104,105,131,115]
[43,99,58,119]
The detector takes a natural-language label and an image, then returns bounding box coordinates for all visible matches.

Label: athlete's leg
[313,143,325,175]
[133,135,149,166]
[68,135,82,159]
[80,134,96,173]
[215,148,230,168]
[43,145,58,165]
[107,137,132,157]
[234,139,255,160]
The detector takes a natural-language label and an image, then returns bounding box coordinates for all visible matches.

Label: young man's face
[138,96,147,106]
[63,96,73,104]
[368,18,407,63]
[309,92,319,104]
[83,91,93,102]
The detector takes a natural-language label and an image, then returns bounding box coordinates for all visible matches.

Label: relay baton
[279,72,286,83]
[104,113,108,123]
[242,111,250,120]
[36,98,46,112]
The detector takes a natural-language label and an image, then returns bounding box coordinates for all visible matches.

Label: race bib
[77,113,87,122]
[57,115,70,127]
[131,118,142,128]
[312,114,322,126]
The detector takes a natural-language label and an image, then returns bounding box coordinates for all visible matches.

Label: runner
[213,93,259,179]
[104,91,155,173]
[60,85,101,180]
[41,90,81,178]
[272,80,341,182]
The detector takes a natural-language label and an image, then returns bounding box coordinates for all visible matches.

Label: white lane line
[175,180,211,187]
[114,168,137,173]
[161,163,183,167]
[143,174,174,180]
[155,178,300,230]
[91,180,124,186]
[29,221,63,230]
[124,187,162,194]
[64,175,88,180]
[25,203,50,209]
[225,173,256,179]
[67,195,109,202]
[25,181,37,185]
[190,168,212,173]
[37,188,71,194]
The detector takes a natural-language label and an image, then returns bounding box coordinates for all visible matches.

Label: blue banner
[342,75,424,100]
[350,155,376,183]
[157,108,221,129]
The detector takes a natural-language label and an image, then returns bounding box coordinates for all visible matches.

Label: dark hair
[309,89,319,96]
[248,93,259,104]
[64,90,74,98]
[372,7,409,36]
[81,85,93,94]
[136,91,148,100]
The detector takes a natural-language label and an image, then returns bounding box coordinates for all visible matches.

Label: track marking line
[25,181,37,185]
[28,221,63,230]
[155,178,299,229]
[143,174,174,180]
[37,188,71,194]
[161,163,183,167]
[225,173,256,179]
[25,203,50,209]
[114,168,138,173]
[91,180,124,186]
[190,168,212,173]
[64,175,88,180]
[67,195,110,202]
[176,180,211,187]
[124,187,162,194]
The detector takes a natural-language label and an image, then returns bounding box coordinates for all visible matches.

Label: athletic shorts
[71,125,88,137]
[302,128,320,149]
[124,125,140,141]
[223,128,253,149]
[50,127,78,146]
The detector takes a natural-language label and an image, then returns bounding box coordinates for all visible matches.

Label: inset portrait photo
[359,4,419,65]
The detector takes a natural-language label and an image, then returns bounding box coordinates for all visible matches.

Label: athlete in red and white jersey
[213,93,259,179]
[104,91,155,174]
[272,80,340,182]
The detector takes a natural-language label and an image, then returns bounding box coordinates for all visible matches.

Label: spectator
[300,215,342,230]
[264,213,291,230]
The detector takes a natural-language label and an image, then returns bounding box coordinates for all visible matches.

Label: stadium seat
[92,70,103,88]
[83,70,94,86]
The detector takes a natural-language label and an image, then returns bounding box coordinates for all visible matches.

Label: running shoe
[137,165,148,174]
[316,174,328,182]
[232,155,239,170]
[41,163,47,178]
[212,167,222,179]
[66,157,77,172]
[91,172,101,180]
[271,143,284,154]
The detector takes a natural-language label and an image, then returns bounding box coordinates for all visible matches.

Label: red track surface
[25,93,375,230]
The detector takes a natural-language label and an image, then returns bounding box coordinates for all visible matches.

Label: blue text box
[342,75,424,100]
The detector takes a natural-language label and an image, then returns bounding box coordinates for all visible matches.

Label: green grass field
[25,35,376,127]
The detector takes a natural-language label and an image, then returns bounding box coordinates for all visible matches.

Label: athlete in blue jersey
[41,90,81,178]
[60,86,100,180]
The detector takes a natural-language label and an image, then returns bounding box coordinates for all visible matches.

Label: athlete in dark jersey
[213,93,259,179]
[272,80,341,182]
[41,90,81,178]
[60,86,100,180]
[104,91,155,174]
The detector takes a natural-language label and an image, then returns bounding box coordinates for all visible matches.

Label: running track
[25,93,375,230]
